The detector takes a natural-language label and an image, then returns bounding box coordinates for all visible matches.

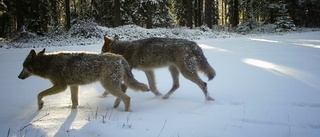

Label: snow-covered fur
[102,36,216,101]
[18,48,149,111]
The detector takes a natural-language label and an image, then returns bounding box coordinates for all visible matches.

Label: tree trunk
[205,0,212,28]
[114,0,121,27]
[226,0,229,25]
[213,0,218,25]
[245,0,253,29]
[231,0,239,27]
[50,0,59,31]
[145,2,152,29]
[194,0,198,27]
[198,0,203,26]
[186,0,193,28]
[65,0,71,30]
[195,0,203,27]
[31,0,40,32]
[16,1,24,31]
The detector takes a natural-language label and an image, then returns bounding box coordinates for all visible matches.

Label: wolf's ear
[104,36,112,44]
[104,36,111,41]
[27,49,37,60]
[38,48,45,55]
[102,36,112,53]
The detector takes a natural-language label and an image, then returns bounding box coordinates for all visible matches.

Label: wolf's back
[36,52,123,85]
[135,38,216,80]
[108,37,215,80]
[129,38,199,68]
[141,38,216,80]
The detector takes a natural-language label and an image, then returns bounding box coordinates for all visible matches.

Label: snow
[1,30,320,137]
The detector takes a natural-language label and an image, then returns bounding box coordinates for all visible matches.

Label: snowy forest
[1,1,320,137]
[0,0,320,39]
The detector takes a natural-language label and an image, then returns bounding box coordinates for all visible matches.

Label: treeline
[0,0,320,38]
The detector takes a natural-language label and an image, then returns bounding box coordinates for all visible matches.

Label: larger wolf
[18,48,149,111]
[102,36,216,100]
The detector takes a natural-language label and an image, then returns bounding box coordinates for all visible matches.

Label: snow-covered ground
[0,31,320,137]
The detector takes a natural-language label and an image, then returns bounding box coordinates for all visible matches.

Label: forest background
[0,0,319,40]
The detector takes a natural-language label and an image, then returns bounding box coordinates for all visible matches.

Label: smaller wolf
[18,48,149,111]
[102,36,216,101]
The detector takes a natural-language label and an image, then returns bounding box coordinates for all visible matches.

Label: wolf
[18,48,149,111]
[102,36,216,101]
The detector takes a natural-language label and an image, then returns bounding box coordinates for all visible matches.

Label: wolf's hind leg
[144,70,162,96]
[163,66,180,99]
[37,84,67,110]
[70,85,79,109]
[104,83,128,98]
[114,84,128,108]
[178,64,214,101]
[101,80,131,111]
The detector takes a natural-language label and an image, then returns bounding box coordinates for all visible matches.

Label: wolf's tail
[121,58,149,91]
[193,45,216,81]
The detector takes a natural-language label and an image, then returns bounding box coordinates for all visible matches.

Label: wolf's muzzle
[18,68,30,79]
[18,73,26,79]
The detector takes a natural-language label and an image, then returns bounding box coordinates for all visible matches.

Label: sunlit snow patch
[249,38,279,43]
[198,44,229,52]
[293,43,320,49]
[243,58,319,89]
[243,59,276,70]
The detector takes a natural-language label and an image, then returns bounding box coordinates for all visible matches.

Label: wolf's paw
[124,108,131,112]
[206,96,214,101]
[101,92,109,98]
[162,95,169,99]
[99,95,107,98]
[113,98,121,108]
[72,104,78,109]
[154,92,163,96]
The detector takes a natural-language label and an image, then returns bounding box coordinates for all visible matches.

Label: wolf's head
[18,48,45,79]
[102,35,119,53]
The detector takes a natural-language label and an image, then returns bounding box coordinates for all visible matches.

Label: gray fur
[102,36,216,101]
[18,48,149,111]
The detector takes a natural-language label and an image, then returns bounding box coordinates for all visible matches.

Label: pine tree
[153,0,174,28]
[236,0,256,32]
[205,0,213,28]
[121,1,137,25]
[114,0,121,27]
[0,0,8,37]
[0,0,7,16]
[186,0,193,28]
[272,1,296,31]
[229,0,239,27]
[49,0,59,33]
[194,0,203,27]
[172,0,187,26]
[303,0,320,27]
[205,0,218,29]
[65,0,71,30]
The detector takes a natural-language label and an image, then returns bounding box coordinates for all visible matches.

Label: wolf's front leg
[144,70,162,96]
[163,66,180,99]
[37,84,67,110]
[70,85,79,109]
[101,91,109,98]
